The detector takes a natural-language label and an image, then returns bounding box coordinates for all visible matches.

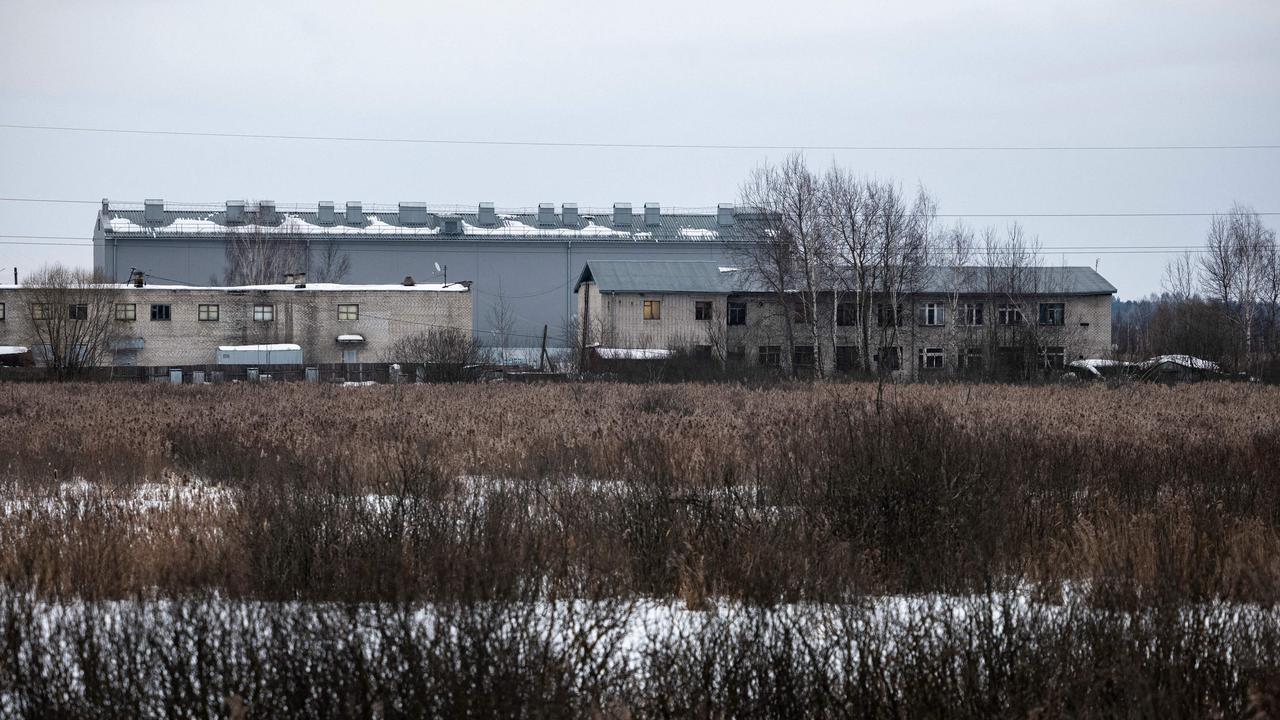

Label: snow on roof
[592,348,672,360]
[1138,355,1220,372]
[217,343,301,352]
[119,282,467,292]
[336,334,364,342]
[0,346,30,355]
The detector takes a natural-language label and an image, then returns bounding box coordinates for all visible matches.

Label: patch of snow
[217,343,301,352]
[679,228,719,239]
[717,266,740,273]
[119,282,466,292]
[336,334,364,342]
[1139,354,1220,372]
[0,346,29,355]
[594,348,672,360]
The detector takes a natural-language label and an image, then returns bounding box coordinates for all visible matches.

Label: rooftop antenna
[434,261,446,285]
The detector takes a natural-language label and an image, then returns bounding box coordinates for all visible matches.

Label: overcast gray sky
[2,0,1277,298]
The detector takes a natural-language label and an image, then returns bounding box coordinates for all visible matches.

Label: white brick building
[0,277,471,367]
[575,261,1116,378]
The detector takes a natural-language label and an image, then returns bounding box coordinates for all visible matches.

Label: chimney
[144,199,164,224]
[717,202,735,227]
[346,201,364,225]
[644,202,661,226]
[613,202,632,227]
[294,272,306,289]
[399,202,427,226]
[537,202,556,227]
[441,215,462,234]
[317,201,335,225]
[478,202,497,227]
[257,200,276,224]
[131,270,145,288]
[562,203,579,228]
[226,200,246,224]
[402,275,416,286]
[284,273,295,286]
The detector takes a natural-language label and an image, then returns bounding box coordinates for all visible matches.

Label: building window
[918,347,945,370]
[876,303,904,327]
[960,347,984,370]
[727,300,747,326]
[960,302,984,326]
[115,303,136,321]
[793,345,816,368]
[1039,302,1065,326]
[918,302,945,326]
[758,345,781,366]
[67,304,88,321]
[0,302,4,322]
[338,304,359,321]
[835,345,858,372]
[198,304,220,322]
[150,304,171,321]
[342,348,358,364]
[694,301,713,321]
[32,303,49,320]
[695,345,713,359]
[253,304,274,322]
[1040,346,1066,369]
[837,302,858,327]
[997,304,1023,326]
[876,346,902,371]
[642,299,661,321]
[726,344,746,365]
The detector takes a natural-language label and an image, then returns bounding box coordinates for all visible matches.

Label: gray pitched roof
[576,261,1116,296]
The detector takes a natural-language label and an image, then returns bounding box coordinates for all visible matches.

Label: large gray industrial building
[92,200,746,349]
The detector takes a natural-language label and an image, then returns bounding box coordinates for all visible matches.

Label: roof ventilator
[143,199,164,224]
[645,202,661,227]
[226,201,246,224]
[317,201,335,225]
[402,275,416,286]
[562,203,579,228]
[346,201,364,225]
[442,215,463,234]
[399,202,428,226]
[257,200,276,224]
[717,203,735,227]
[537,203,556,227]
[478,202,497,227]
[613,202,632,228]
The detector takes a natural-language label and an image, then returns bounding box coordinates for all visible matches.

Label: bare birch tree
[19,265,121,379]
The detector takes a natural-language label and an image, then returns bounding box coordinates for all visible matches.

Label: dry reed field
[1,380,1279,717]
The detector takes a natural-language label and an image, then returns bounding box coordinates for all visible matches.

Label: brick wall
[0,286,472,366]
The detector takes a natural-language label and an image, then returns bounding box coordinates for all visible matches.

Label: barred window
[253,304,274,322]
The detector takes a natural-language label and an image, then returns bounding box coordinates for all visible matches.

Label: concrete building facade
[0,278,471,367]
[575,261,1116,378]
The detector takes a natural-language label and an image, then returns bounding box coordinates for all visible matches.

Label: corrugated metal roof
[101,204,748,243]
[576,261,1116,295]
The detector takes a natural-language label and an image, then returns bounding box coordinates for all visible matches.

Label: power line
[0,236,1230,256]
[1,123,1276,152]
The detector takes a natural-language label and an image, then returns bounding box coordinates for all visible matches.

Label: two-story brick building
[0,275,472,367]
[574,260,1115,378]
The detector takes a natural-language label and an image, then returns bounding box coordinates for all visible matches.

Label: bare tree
[737,153,834,377]
[1197,204,1276,371]
[381,327,488,380]
[18,264,121,379]
[312,240,352,283]
[487,283,519,364]
[224,224,311,285]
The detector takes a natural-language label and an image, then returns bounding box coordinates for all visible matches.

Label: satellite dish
[434,262,442,273]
